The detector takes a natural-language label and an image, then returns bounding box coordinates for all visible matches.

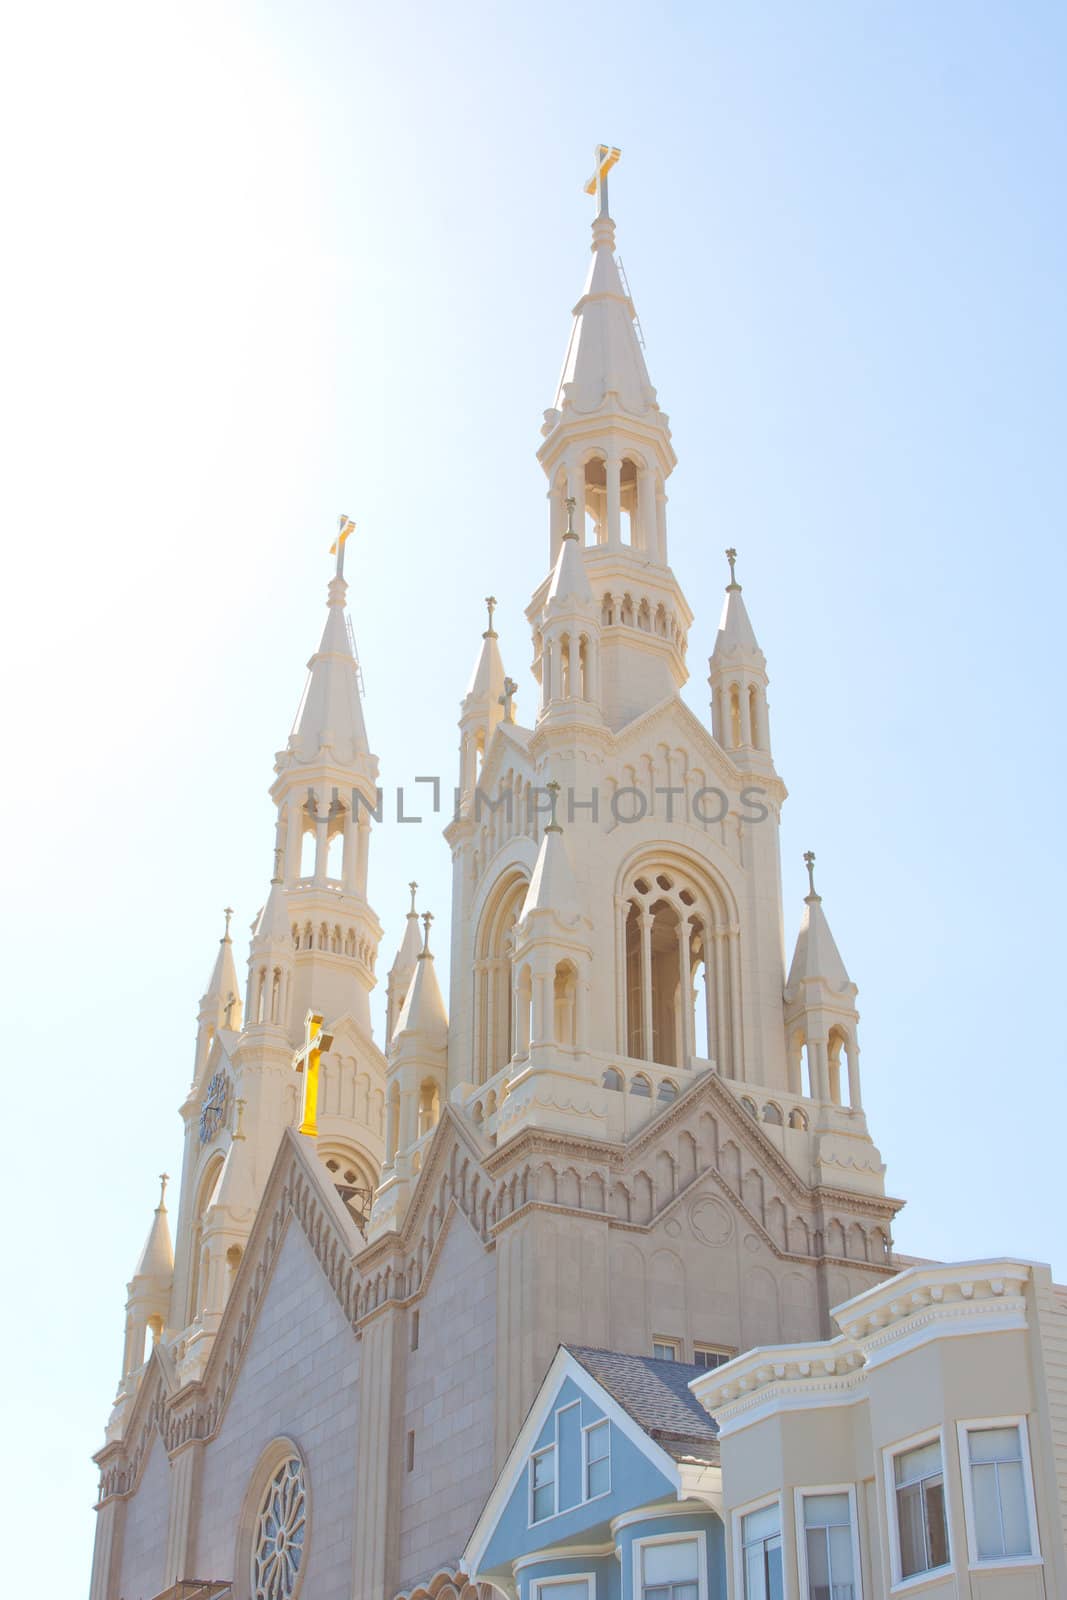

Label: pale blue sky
[2,1,1065,1587]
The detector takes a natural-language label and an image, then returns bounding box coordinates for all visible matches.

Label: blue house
[463,1348,725,1600]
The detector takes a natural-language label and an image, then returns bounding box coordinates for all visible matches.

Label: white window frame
[731,1491,782,1600]
[956,1415,1042,1571]
[530,1573,596,1600]
[882,1425,953,1593]
[632,1528,709,1600]
[581,1416,611,1503]
[529,1442,558,1526]
[652,1337,680,1361]
[794,1484,863,1600]
[692,1344,735,1372]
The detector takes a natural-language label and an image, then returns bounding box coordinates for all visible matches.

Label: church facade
[88,154,1062,1600]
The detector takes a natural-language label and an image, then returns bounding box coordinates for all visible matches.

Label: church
[89,149,1067,1600]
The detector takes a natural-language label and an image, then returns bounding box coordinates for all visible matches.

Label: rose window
[251,1455,307,1599]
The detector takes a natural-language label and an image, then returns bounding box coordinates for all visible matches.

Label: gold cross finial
[564,496,578,541]
[584,144,621,220]
[803,851,817,897]
[223,906,234,939]
[330,515,356,577]
[420,911,434,954]
[725,548,739,588]
[408,880,418,915]
[158,1172,169,1207]
[293,1010,332,1138]
[484,595,498,637]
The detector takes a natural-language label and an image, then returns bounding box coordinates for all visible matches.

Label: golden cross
[293,1009,334,1137]
[584,144,621,220]
[330,515,356,577]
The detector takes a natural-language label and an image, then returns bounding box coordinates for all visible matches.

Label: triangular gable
[463,1348,681,1582]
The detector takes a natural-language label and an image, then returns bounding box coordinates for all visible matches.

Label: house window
[693,1345,734,1371]
[584,1419,610,1499]
[653,1339,679,1361]
[530,1444,556,1523]
[891,1436,950,1581]
[961,1421,1037,1564]
[640,1536,701,1600]
[532,1578,594,1600]
[799,1491,857,1600]
[740,1502,782,1600]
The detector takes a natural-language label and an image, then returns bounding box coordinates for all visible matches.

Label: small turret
[376,914,449,1233]
[511,789,590,1057]
[120,1174,174,1379]
[784,853,862,1110]
[386,881,424,1041]
[535,498,602,724]
[709,548,772,764]
[194,908,242,1075]
[459,598,508,800]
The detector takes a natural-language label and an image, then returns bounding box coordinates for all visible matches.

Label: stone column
[606,449,622,547]
[88,1496,125,1600]
[739,680,753,747]
[568,633,582,699]
[677,917,693,1067]
[640,912,655,1062]
[162,1439,203,1587]
[638,465,656,553]
[285,801,303,884]
[847,1039,863,1111]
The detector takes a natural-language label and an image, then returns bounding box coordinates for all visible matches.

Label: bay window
[740,1501,783,1600]
[638,1535,702,1600]
[890,1435,950,1582]
[798,1490,857,1600]
[961,1420,1038,1565]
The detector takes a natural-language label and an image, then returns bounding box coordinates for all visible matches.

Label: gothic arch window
[326,830,343,881]
[320,1144,376,1231]
[582,451,607,543]
[417,1079,441,1138]
[603,1067,624,1092]
[828,1027,851,1107]
[237,1439,310,1600]
[729,684,742,748]
[621,862,737,1074]
[299,830,315,879]
[620,455,638,545]
[630,1073,652,1098]
[474,871,529,1084]
[748,684,761,750]
[553,961,577,1046]
[186,1152,225,1324]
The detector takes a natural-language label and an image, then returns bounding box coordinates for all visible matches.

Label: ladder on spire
[615,255,646,350]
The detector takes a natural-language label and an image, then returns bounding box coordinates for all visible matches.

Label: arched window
[553,961,577,1046]
[474,872,529,1084]
[186,1153,224,1324]
[748,684,761,750]
[326,829,343,881]
[762,1101,783,1126]
[417,1079,441,1138]
[729,685,742,748]
[657,1079,678,1104]
[385,1084,399,1163]
[602,1067,624,1092]
[828,1028,851,1107]
[238,1440,310,1600]
[299,829,315,879]
[788,1107,809,1131]
[630,1074,652,1098]
[621,865,735,1074]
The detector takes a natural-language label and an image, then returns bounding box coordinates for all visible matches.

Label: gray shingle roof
[567,1346,720,1465]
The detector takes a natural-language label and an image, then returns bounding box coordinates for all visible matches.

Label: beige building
[86,152,1064,1600]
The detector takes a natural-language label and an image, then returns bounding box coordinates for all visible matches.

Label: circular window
[251,1454,308,1599]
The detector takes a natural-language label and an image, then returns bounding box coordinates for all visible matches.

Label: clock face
[199,1071,230,1144]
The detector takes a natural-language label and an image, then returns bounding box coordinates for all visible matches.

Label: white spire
[200,907,242,1029]
[786,853,852,993]
[394,914,448,1045]
[521,794,581,925]
[387,882,425,1040]
[465,595,507,704]
[131,1174,174,1285]
[289,558,369,765]
[554,212,659,422]
[712,547,763,663]
[546,506,593,609]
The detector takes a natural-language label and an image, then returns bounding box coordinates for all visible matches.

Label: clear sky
[2,0,1065,1588]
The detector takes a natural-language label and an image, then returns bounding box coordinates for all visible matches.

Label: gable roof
[568,1347,719,1464]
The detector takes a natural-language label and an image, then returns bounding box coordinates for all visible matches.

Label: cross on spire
[222,906,234,940]
[725,547,739,589]
[584,144,621,220]
[223,992,238,1028]
[484,595,498,638]
[500,676,518,723]
[420,911,433,955]
[158,1172,169,1208]
[330,515,356,577]
[803,850,818,898]
[293,1010,333,1138]
[408,880,418,915]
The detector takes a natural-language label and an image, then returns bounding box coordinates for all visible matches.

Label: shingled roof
[567,1346,720,1464]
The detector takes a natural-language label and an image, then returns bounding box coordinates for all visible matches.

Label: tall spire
[387,881,424,1040]
[709,548,773,762]
[786,852,852,993]
[394,912,449,1044]
[288,523,369,765]
[200,907,242,1033]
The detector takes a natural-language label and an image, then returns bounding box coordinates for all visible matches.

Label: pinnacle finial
[726,548,740,590]
[158,1172,169,1208]
[331,515,356,578]
[803,850,818,898]
[408,880,418,916]
[545,778,563,832]
[272,845,284,884]
[223,906,234,940]
[420,910,434,955]
[500,676,518,723]
[564,496,578,541]
[484,595,498,638]
[233,1098,247,1141]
